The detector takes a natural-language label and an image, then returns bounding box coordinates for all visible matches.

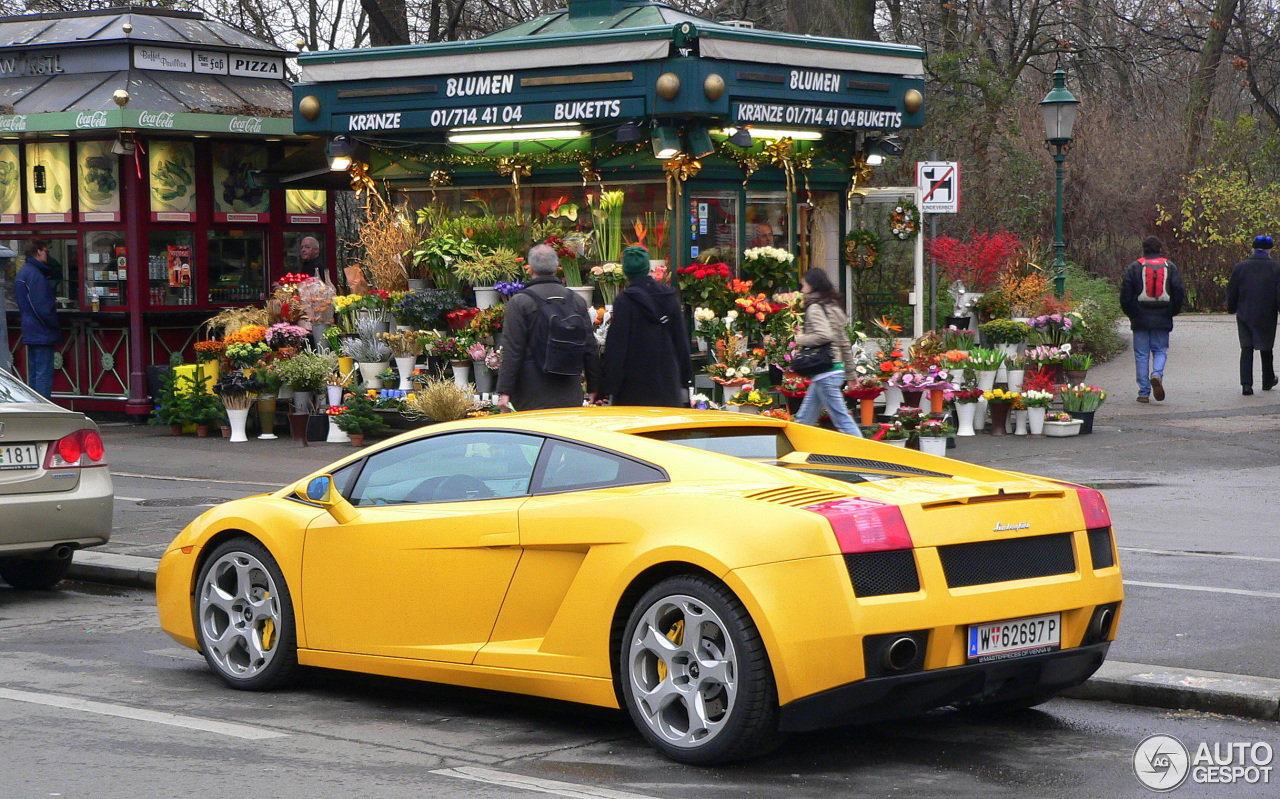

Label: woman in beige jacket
[793,267,862,436]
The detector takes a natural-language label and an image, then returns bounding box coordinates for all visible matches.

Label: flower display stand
[1044,418,1083,437]
[901,390,924,409]
[973,398,988,431]
[326,418,350,443]
[288,412,310,447]
[1027,406,1046,436]
[987,402,1011,436]
[918,436,948,457]
[257,396,279,440]
[976,370,998,392]
[357,361,388,386]
[1006,369,1025,393]
[473,365,494,395]
[226,408,251,443]
[1013,409,1029,436]
[326,384,344,408]
[955,402,977,436]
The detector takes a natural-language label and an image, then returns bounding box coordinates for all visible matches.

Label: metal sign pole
[929,211,938,332]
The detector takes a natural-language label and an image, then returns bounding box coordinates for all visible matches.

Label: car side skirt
[298,649,621,709]
[778,642,1110,732]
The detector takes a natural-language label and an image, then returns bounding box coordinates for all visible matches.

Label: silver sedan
[0,368,112,589]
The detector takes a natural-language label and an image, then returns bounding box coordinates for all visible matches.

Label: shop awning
[251,141,351,190]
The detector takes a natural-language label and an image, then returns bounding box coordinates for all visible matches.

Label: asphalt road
[1,582,1277,799]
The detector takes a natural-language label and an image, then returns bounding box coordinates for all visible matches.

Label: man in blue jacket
[15,239,63,397]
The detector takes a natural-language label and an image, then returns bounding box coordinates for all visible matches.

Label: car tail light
[807,498,913,553]
[44,429,108,469]
[1076,486,1111,529]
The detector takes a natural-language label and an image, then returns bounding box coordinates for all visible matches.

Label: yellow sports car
[156,408,1122,764]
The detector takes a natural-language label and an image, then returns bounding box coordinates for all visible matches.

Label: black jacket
[601,277,693,406]
[1227,251,1280,349]
[496,276,600,410]
[1120,257,1185,331]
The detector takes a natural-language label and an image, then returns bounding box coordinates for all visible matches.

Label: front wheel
[194,538,298,691]
[0,552,73,590]
[619,575,782,765]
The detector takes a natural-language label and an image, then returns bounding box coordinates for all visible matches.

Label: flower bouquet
[983,388,1020,405]
[979,318,1031,345]
[469,305,505,341]
[1043,410,1083,437]
[225,341,270,370]
[213,371,263,411]
[1060,384,1106,412]
[494,280,526,300]
[916,418,955,438]
[589,262,627,305]
[705,333,760,387]
[692,306,730,344]
[689,392,720,410]
[760,407,791,421]
[1063,352,1094,372]
[727,388,773,410]
[1021,389,1054,408]
[1029,311,1083,346]
[194,339,226,363]
[444,307,481,331]
[964,346,1006,372]
[676,262,733,312]
[266,322,310,351]
[951,387,984,403]
[741,246,796,297]
[394,289,466,331]
[379,330,424,358]
[780,374,811,397]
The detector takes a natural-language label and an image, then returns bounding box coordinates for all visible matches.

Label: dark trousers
[26,345,56,398]
[1240,347,1275,388]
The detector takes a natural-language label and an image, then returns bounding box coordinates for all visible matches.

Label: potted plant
[224,340,270,372]
[1043,410,1084,437]
[915,418,955,456]
[963,346,1005,391]
[393,288,466,332]
[213,371,262,443]
[951,387,983,436]
[877,421,910,447]
[1063,351,1094,383]
[411,230,477,290]
[453,246,524,304]
[273,350,337,412]
[333,392,389,446]
[726,387,773,414]
[148,368,194,434]
[187,386,227,437]
[741,246,796,297]
[403,374,477,421]
[1060,383,1106,434]
[380,330,424,390]
[341,333,392,386]
[982,388,1019,436]
[1021,389,1054,435]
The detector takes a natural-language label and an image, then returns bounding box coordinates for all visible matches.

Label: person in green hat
[601,245,692,406]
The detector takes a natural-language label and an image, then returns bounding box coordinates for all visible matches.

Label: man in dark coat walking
[15,238,63,398]
[601,246,693,406]
[1226,235,1280,395]
[1120,236,1185,403]
[497,244,599,412]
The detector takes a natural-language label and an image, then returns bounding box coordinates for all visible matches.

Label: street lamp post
[1040,68,1080,298]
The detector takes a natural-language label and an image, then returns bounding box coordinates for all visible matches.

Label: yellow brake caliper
[260,591,275,651]
[656,618,684,682]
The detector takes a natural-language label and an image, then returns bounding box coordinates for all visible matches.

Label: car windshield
[640,427,794,460]
[0,370,44,404]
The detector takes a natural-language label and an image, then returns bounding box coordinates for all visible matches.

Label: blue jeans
[1132,329,1169,397]
[26,345,56,398]
[795,371,862,436]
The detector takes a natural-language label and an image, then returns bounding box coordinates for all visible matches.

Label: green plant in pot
[334,392,388,437]
[393,289,466,331]
[148,368,194,430]
[979,318,1031,345]
[453,246,525,287]
[273,350,337,394]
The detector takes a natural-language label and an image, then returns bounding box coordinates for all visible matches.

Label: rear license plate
[0,443,40,470]
[967,613,1061,663]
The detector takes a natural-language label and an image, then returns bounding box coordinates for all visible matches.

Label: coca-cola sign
[138,111,176,129]
[0,115,27,132]
[75,110,110,129]
[228,116,263,134]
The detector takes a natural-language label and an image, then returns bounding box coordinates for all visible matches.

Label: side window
[535,441,665,494]
[330,462,359,498]
[349,431,543,507]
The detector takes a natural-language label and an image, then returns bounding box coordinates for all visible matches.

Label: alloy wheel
[197,550,283,680]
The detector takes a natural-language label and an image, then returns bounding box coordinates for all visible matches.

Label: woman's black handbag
[790,344,834,376]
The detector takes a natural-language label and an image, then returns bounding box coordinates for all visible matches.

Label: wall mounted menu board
[26,141,71,223]
[0,144,18,223]
[78,140,121,222]
[212,142,269,223]
[149,140,197,222]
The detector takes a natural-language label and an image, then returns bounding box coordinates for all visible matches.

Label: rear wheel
[0,552,73,590]
[619,576,782,765]
[194,538,298,691]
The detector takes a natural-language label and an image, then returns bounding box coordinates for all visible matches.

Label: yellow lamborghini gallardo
[156,408,1122,764]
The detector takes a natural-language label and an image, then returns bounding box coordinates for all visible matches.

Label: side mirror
[296,474,356,524]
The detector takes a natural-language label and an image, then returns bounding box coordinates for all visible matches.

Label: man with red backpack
[1120,236,1185,403]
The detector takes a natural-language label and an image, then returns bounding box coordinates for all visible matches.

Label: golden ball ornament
[904,89,924,114]
[298,95,321,121]
[703,73,725,101]
[656,73,681,101]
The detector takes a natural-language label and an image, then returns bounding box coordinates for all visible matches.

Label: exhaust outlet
[882,636,919,671]
[42,545,75,561]
[1087,606,1114,642]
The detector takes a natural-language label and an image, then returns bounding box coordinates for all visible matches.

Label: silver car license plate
[967,613,1061,663]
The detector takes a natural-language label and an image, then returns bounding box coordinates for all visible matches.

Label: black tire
[618,575,783,765]
[0,552,73,590]
[193,538,298,691]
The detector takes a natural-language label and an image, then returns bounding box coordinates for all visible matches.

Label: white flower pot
[918,436,948,457]
[973,397,988,431]
[1013,408,1029,435]
[994,343,1021,383]
[291,390,313,414]
[882,386,904,416]
[394,356,418,390]
[882,438,908,447]
[326,417,350,443]
[1006,369,1025,393]
[569,285,596,306]
[357,361,388,386]
[452,361,471,389]
[977,370,998,392]
[1027,406,1047,435]
[955,402,977,436]
[1043,419,1082,437]
[326,384,344,408]
[226,408,250,443]
[723,404,741,413]
[473,286,499,310]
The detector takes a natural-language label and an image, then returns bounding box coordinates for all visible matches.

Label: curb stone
[68,552,1280,723]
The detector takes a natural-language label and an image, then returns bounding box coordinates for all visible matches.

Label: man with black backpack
[497,244,600,412]
[1120,236,1185,403]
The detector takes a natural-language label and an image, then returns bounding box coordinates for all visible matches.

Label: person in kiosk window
[15,239,63,398]
[299,236,331,284]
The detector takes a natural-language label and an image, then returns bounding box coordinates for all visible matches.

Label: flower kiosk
[290,0,925,323]
[1,6,336,418]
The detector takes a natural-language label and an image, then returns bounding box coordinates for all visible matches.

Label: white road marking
[145,648,204,661]
[431,766,664,799]
[1124,580,1280,599]
[1120,546,1280,564]
[113,471,284,488]
[0,687,288,740]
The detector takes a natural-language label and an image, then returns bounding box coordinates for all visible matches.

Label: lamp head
[326,136,353,171]
[1040,68,1080,143]
[615,121,642,144]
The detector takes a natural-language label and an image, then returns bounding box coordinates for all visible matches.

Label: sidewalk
[70,315,1280,722]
